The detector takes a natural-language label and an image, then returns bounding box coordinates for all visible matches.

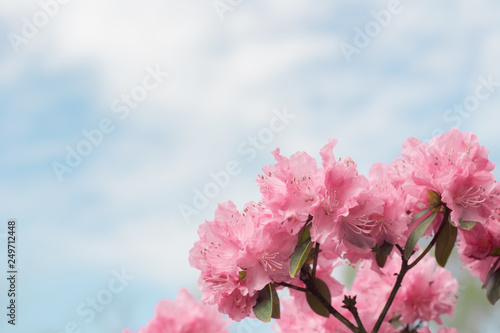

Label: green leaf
[270,284,280,319]
[376,253,388,267]
[412,206,434,223]
[379,241,394,256]
[435,220,457,267]
[238,270,247,281]
[289,238,313,278]
[306,278,331,317]
[485,265,500,305]
[404,211,438,260]
[297,223,312,245]
[374,242,394,268]
[458,219,477,231]
[253,283,280,322]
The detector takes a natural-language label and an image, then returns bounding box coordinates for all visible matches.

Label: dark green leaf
[458,219,477,231]
[270,284,280,319]
[238,270,246,281]
[404,211,438,260]
[435,220,457,267]
[485,265,500,305]
[376,253,388,268]
[253,283,280,322]
[289,239,313,278]
[306,278,331,317]
[375,242,394,268]
[412,206,434,223]
[379,241,394,256]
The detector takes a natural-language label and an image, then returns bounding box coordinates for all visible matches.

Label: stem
[301,268,365,333]
[312,243,320,279]
[371,258,408,333]
[395,244,404,255]
[350,301,366,332]
[277,282,307,293]
[372,207,451,332]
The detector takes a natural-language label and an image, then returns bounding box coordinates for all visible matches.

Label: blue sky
[1,1,500,332]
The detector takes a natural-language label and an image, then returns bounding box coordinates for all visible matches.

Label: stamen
[456,186,486,208]
[258,252,284,272]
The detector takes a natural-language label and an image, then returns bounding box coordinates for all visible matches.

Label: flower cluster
[189,128,500,332]
[397,128,499,227]
[189,201,298,320]
[121,288,230,333]
[458,218,500,284]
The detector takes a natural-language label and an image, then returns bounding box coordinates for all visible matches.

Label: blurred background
[1,0,500,332]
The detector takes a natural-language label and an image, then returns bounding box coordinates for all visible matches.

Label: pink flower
[189,200,296,320]
[275,286,397,333]
[351,252,458,326]
[458,218,500,282]
[236,222,296,293]
[368,162,412,246]
[395,255,457,325]
[122,288,230,333]
[311,140,380,262]
[312,140,368,244]
[258,148,325,222]
[272,298,333,333]
[399,128,499,227]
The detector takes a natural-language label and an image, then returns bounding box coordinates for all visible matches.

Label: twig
[301,268,365,333]
[312,243,320,279]
[277,282,307,293]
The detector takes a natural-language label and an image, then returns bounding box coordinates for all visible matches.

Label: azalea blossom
[398,128,499,226]
[352,252,458,326]
[257,148,325,222]
[458,217,500,282]
[122,288,230,333]
[189,200,296,320]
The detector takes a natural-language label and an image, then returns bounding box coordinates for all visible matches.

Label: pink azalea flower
[276,285,397,333]
[236,222,296,293]
[311,140,381,262]
[189,200,297,320]
[368,162,412,246]
[458,218,500,282]
[272,298,333,333]
[122,288,230,333]
[395,255,457,325]
[312,140,368,245]
[352,252,458,326]
[258,148,325,222]
[399,128,499,227]
[335,192,384,258]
